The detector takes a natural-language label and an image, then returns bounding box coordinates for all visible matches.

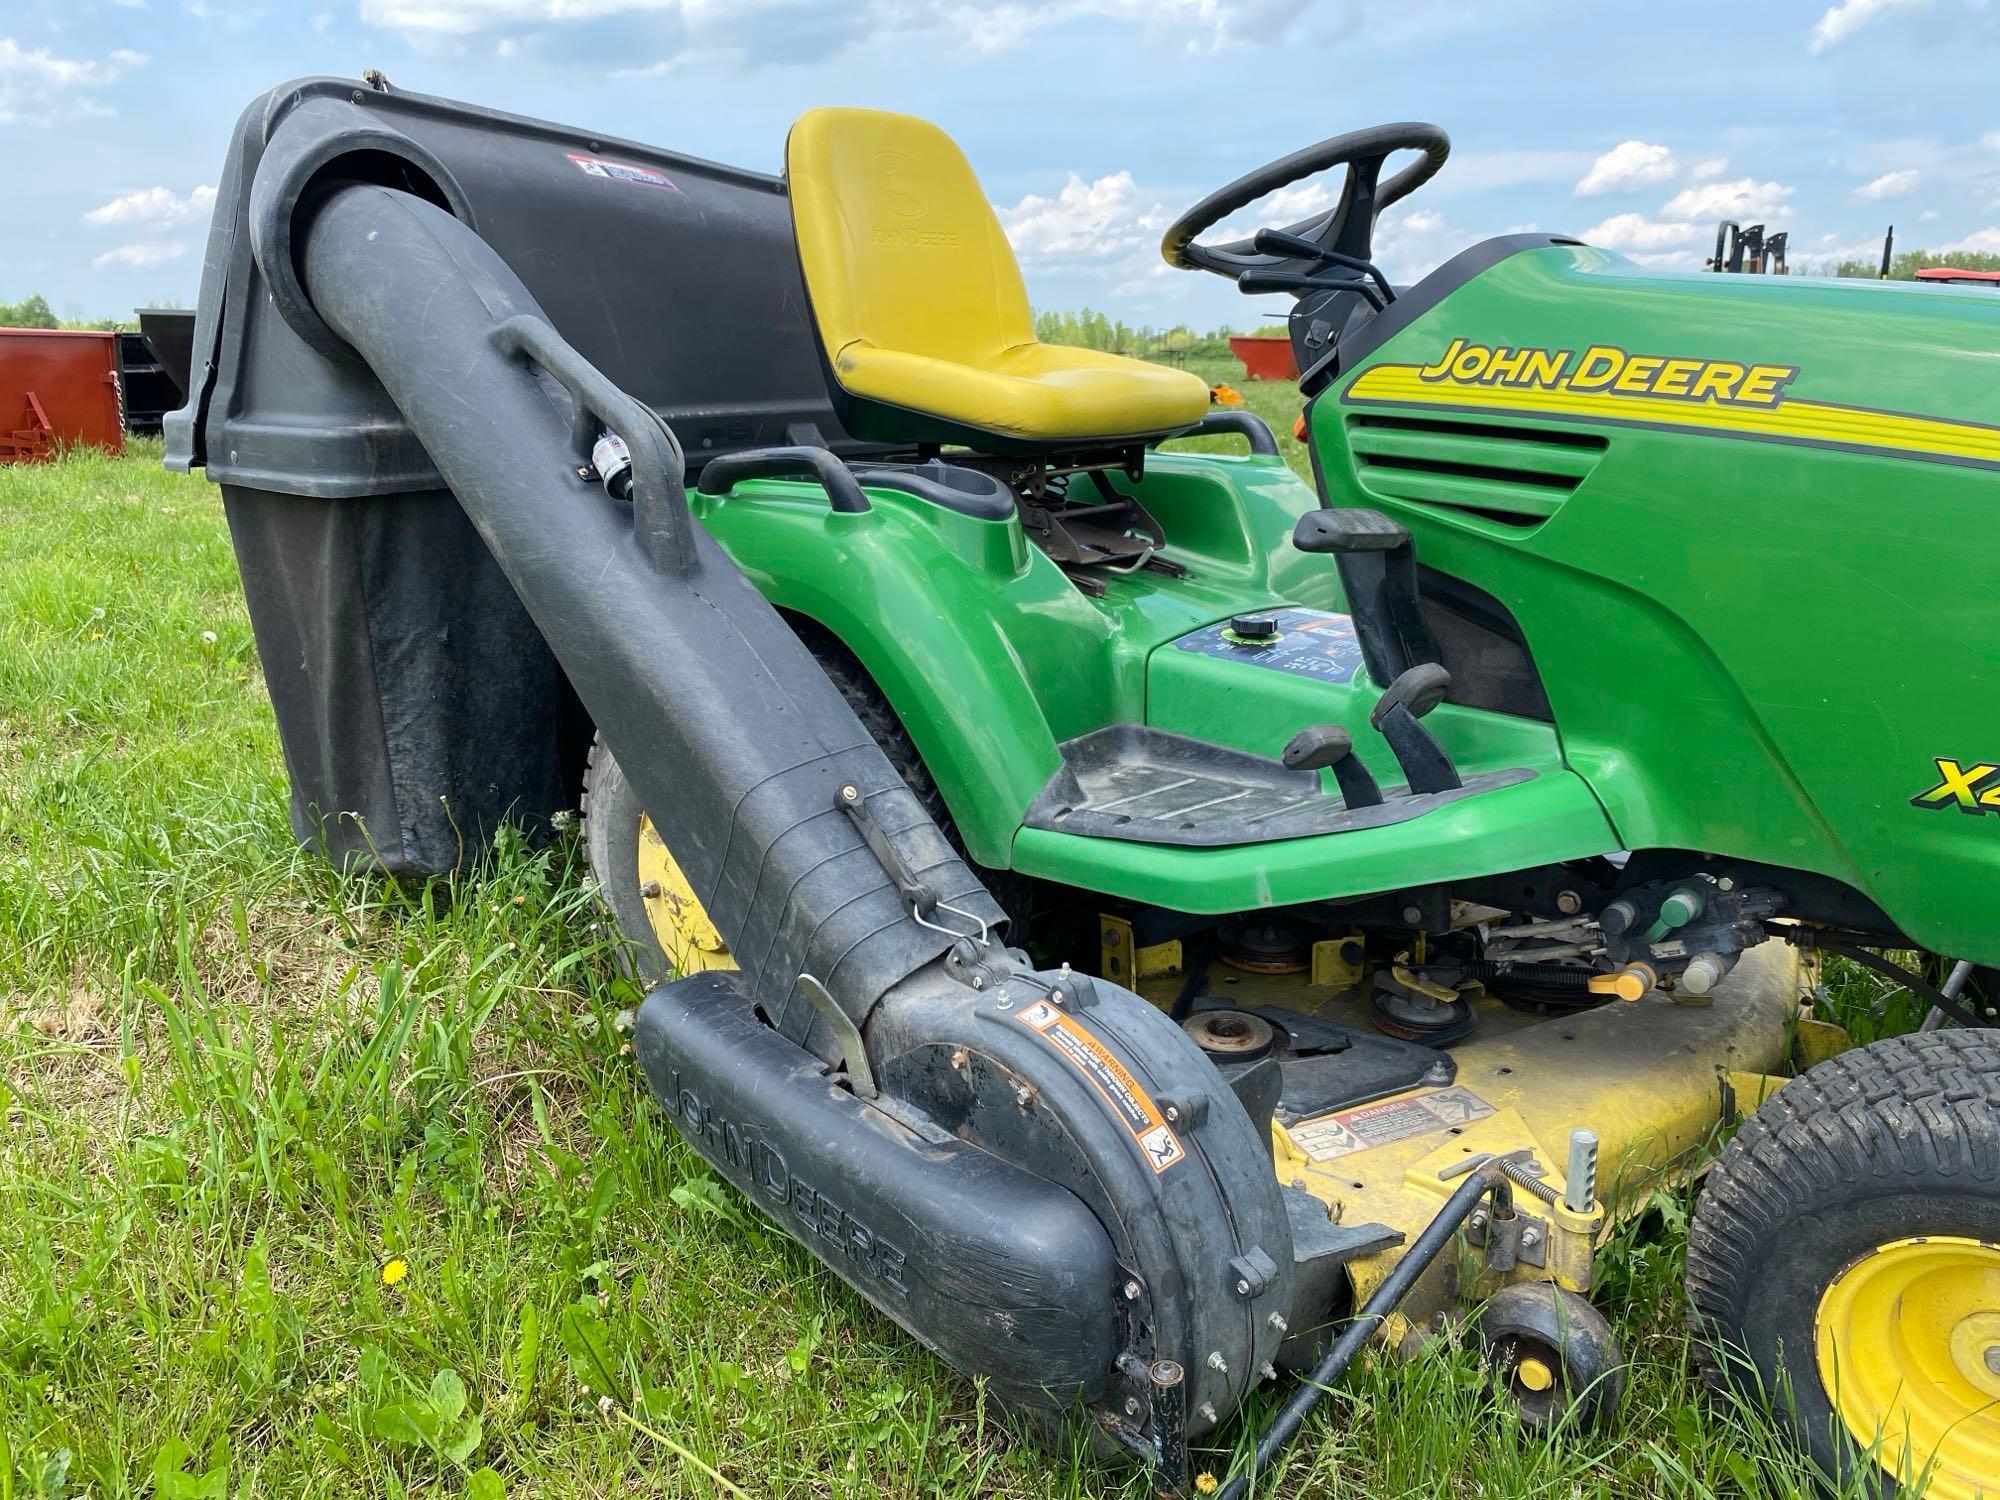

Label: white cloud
[1809,0,1926,52]
[1788,232,1899,272]
[1689,157,1729,181]
[1575,141,1678,197]
[1578,212,1703,251]
[1626,248,1707,270]
[84,184,217,228]
[1262,180,1333,221]
[1371,205,1461,283]
[92,241,188,270]
[1945,227,2000,253]
[1433,148,1593,197]
[1661,177,1795,221]
[999,172,1168,263]
[360,0,667,41]
[1855,169,1920,199]
[0,38,148,125]
[1984,131,2000,152]
[361,0,1297,57]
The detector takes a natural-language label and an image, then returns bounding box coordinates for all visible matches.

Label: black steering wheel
[1160,122,1450,289]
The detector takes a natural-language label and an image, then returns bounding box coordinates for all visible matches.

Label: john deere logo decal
[1912,757,2000,815]
[1345,339,2000,470]
[1417,339,1798,408]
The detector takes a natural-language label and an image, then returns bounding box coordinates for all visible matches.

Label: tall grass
[1,441,1885,1497]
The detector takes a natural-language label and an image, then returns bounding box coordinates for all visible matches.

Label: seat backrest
[787,107,1033,368]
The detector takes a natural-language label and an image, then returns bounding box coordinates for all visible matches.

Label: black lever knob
[1281,724,1385,810]
[1291,508,1437,690]
[1369,661,1451,725]
[1292,507,1410,555]
[1370,665,1462,795]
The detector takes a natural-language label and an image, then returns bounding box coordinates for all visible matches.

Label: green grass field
[1,434,1916,1498]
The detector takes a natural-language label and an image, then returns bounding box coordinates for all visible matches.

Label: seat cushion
[834,340,1210,442]
[788,106,1209,445]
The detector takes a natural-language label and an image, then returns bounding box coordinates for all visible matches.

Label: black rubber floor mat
[1024,722,1531,847]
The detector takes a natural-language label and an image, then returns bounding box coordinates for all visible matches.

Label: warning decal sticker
[1289,1086,1495,1162]
[566,153,678,190]
[1172,608,1366,684]
[1015,1001,1185,1173]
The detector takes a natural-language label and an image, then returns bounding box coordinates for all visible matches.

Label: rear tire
[580,737,672,983]
[1685,1029,2000,1499]
[582,621,1028,980]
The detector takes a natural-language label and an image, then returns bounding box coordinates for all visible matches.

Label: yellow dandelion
[381,1258,409,1287]
[1194,1474,1219,1495]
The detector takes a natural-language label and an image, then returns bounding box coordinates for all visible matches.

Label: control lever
[1281,724,1384,810]
[1250,229,1396,305]
[1239,270,1385,311]
[1369,663,1462,795]
[1292,508,1439,687]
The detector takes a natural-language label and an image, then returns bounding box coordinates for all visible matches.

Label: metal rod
[1563,1128,1599,1214]
[1212,1165,1500,1500]
[1920,960,1975,1033]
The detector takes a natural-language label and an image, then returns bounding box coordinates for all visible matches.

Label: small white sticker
[1291,1085,1496,1161]
[566,152,678,190]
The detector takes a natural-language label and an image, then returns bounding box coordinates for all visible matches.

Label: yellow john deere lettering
[1347,338,2000,469]
[1416,339,1797,408]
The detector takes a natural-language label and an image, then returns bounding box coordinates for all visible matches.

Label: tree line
[0,293,144,333]
[1032,308,1286,362]
[1828,248,2000,280]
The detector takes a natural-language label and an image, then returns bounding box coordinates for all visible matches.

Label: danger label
[1289,1085,1495,1162]
[566,153,678,190]
[1016,1001,1185,1173]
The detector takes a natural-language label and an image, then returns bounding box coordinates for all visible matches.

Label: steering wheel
[1160,122,1450,287]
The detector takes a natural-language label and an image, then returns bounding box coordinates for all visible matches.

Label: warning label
[1016,1001,1185,1173]
[1289,1086,1495,1162]
[566,153,678,190]
[1172,607,1365,684]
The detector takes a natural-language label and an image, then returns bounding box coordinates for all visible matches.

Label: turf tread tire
[1685,1029,2000,1491]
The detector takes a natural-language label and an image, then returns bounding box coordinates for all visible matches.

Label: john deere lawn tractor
[171,76,1999,1496]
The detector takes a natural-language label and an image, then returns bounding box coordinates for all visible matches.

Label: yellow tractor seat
[786,107,1211,451]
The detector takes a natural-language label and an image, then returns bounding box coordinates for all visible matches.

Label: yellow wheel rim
[1816,1234,2000,1499]
[635,812,736,975]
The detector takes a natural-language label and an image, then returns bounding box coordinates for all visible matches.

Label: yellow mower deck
[1131,940,1801,1335]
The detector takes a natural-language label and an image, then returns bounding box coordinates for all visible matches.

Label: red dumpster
[1,328,125,463]
[1227,334,1298,382]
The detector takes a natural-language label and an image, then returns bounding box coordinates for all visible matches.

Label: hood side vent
[1346,413,1607,528]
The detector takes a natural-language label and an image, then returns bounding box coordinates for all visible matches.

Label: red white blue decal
[566,153,678,190]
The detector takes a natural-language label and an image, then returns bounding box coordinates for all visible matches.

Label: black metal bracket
[491,314,696,576]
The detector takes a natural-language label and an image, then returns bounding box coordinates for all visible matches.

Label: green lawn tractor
[170,77,2000,1497]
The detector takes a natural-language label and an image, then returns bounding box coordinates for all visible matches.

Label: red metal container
[1915,266,2000,287]
[1227,334,1298,382]
[1,328,125,463]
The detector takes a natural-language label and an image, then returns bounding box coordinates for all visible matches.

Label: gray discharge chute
[253,169,1301,1483]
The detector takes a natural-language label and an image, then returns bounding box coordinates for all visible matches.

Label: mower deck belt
[1024,723,1532,847]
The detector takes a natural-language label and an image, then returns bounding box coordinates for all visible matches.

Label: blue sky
[5,0,2000,328]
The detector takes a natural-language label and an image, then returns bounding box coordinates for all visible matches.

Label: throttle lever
[1370,664,1462,795]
